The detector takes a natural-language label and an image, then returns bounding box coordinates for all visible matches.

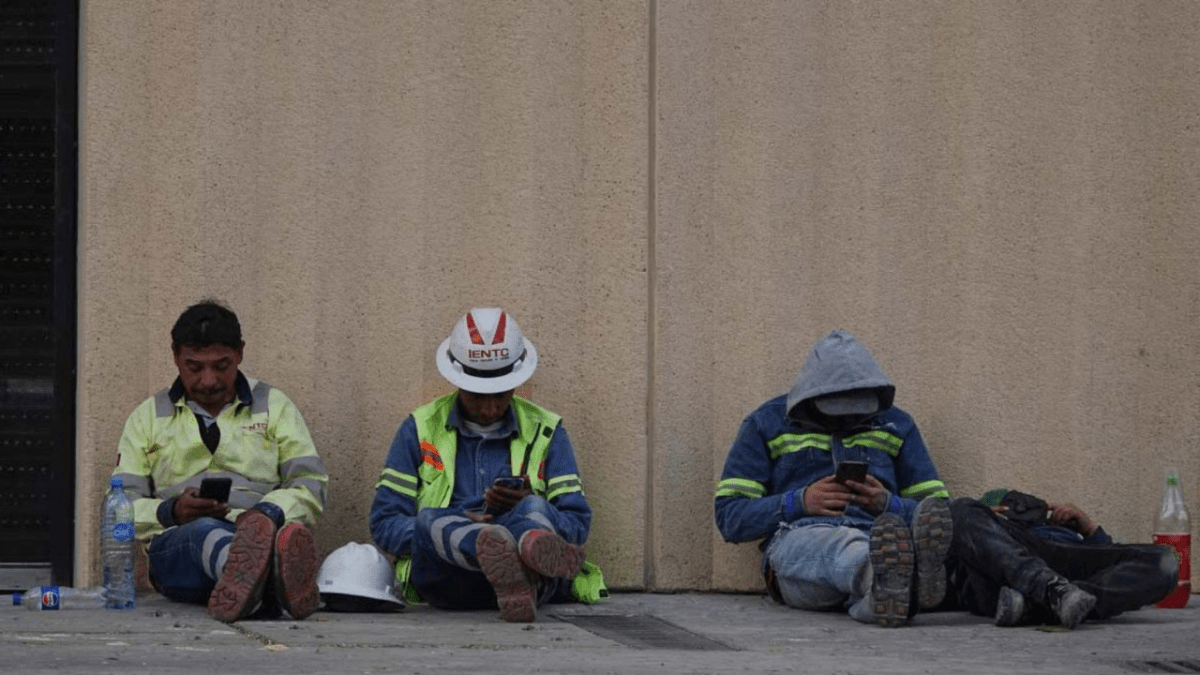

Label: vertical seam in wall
[644,0,658,591]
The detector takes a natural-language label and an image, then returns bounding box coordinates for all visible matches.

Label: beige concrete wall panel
[79,1,649,586]
[78,0,207,583]
[78,0,1200,592]
[656,2,1200,591]
[940,3,1200,546]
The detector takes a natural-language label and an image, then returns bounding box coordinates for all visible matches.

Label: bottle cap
[12,593,20,606]
[110,476,123,489]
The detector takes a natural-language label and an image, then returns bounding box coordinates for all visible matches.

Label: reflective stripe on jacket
[113,373,327,544]
[381,392,603,603]
[715,394,949,547]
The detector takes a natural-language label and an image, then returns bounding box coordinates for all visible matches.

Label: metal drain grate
[1123,661,1200,673]
[553,614,735,651]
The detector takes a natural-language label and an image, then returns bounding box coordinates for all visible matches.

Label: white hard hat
[435,307,538,394]
[317,543,405,609]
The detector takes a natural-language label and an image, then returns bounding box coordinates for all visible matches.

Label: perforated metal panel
[0,0,77,591]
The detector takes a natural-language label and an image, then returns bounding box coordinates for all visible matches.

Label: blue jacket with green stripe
[369,393,592,557]
[715,330,949,547]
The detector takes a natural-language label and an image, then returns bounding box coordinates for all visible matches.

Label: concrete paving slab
[2,592,1198,675]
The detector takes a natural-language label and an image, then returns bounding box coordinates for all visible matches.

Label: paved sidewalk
[2,591,1198,674]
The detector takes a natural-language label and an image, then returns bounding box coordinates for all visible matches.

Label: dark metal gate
[0,0,78,591]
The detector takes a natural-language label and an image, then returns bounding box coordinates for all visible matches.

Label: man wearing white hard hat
[369,308,600,622]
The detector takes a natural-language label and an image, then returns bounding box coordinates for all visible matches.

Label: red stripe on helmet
[465,312,485,345]
[492,313,507,344]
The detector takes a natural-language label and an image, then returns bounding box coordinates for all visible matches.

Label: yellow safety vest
[391,392,604,604]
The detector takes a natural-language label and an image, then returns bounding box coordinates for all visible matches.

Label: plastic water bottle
[12,586,106,611]
[1154,468,1191,608]
[101,476,136,610]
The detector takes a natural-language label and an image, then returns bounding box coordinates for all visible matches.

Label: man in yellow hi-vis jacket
[112,301,327,623]
[369,307,597,622]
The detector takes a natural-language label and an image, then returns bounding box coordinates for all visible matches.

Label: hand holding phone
[174,478,232,525]
[484,475,530,515]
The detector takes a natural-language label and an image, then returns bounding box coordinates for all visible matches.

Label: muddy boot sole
[518,530,586,579]
[477,527,536,623]
[912,497,953,610]
[208,510,275,623]
[273,522,320,620]
[869,512,914,627]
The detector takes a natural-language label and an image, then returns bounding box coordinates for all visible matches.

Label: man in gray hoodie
[715,330,952,627]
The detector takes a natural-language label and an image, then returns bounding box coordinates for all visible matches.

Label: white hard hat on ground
[435,307,538,394]
[317,542,405,612]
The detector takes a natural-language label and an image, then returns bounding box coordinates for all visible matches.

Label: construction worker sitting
[369,307,601,622]
[111,301,327,623]
[715,329,952,627]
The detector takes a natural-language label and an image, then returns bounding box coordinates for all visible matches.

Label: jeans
[147,517,237,604]
[411,495,569,610]
[945,497,1177,620]
[766,522,875,623]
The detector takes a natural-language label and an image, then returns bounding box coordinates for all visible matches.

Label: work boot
[911,497,952,610]
[272,522,320,620]
[208,509,275,623]
[868,512,915,627]
[477,526,537,623]
[1045,578,1096,630]
[994,586,1027,627]
[518,530,586,579]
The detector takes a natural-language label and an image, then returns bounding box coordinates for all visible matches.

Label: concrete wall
[77,1,1200,592]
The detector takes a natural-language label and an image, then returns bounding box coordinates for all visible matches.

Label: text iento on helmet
[467,348,509,360]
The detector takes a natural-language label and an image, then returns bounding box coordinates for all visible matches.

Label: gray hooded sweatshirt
[786,329,896,427]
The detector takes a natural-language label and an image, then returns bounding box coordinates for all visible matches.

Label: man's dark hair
[171,301,243,352]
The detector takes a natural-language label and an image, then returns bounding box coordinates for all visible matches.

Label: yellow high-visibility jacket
[112,372,327,545]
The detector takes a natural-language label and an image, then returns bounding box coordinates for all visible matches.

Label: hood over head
[785,329,896,426]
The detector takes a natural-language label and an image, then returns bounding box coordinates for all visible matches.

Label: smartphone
[492,475,526,491]
[198,477,232,503]
[834,461,868,485]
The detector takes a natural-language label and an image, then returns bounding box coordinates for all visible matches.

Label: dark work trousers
[942,497,1177,621]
